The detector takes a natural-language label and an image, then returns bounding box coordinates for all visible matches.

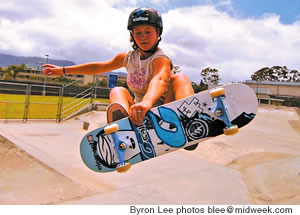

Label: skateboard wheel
[104,124,119,134]
[116,161,131,173]
[210,88,225,98]
[223,125,239,136]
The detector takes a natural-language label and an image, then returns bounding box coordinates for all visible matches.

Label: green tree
[53,76,73,84]
[118,79,128,88]
[252,67,280,81]
[173,65,181,74]
[289,70,300,82]
[98,78,108,87]
[201,67,220,85]
[192,80,208,93]
[2,64,27,80]
[251,66,300,82]
[274,66,288,81]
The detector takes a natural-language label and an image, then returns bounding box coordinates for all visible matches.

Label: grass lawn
[0,94,109,120]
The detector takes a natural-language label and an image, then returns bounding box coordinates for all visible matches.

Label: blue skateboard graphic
[148,107,186,148]
[80,83,258,173]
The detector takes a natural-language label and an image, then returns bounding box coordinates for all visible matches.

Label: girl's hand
[42,64,64,76]
[129,100,152,125]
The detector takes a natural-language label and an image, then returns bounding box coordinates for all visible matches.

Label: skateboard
[80,83,258,173]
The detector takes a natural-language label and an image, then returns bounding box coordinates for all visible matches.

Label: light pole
[42,54,49,96]
[38,61,44,83]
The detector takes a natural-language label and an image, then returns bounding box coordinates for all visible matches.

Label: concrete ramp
[0,106,300,204]
[0,135,95,204]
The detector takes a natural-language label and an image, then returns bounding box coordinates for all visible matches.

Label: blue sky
[141,0,300,24]
[232,0,300,24]
[1,0,300,83]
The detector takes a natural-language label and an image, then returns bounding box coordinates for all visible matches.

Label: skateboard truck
[210,88,239,135]
[104,124,131,173]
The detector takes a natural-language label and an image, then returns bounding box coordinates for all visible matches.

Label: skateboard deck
[80,83,258,173]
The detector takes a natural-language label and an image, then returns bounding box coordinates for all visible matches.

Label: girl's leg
[164,73,198,151]
[107,87,134,122]
[109,87,134,112]
[164,73,194,104]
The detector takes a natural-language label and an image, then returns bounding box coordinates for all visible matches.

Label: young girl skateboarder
[43,6,194,125]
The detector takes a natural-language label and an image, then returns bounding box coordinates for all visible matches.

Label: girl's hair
[129,35,138,50]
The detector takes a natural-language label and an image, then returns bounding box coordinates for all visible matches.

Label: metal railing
[57,77,94,122]
[0,78,110,122]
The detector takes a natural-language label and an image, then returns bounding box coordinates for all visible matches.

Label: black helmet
[127,7,163,35]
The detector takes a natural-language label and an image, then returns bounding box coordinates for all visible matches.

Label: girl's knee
[109,87,134,107]
[109,87,127,97]
[171,73,193,90]
[171,73,194,99]
[172,73,191,83]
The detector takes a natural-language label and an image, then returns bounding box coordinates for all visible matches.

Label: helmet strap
[130,32,138,50]
[143,37,161,53]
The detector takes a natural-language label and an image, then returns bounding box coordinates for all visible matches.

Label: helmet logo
[136,10,143,16]
[136,9,149,16]
[133,17,149,22]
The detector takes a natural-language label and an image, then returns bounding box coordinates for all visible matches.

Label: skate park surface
[0,104,299,205]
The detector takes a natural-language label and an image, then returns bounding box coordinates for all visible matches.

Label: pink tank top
[124,48,173,106]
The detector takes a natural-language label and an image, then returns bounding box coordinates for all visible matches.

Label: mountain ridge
[0,53,75,68]
[0,53,127,76]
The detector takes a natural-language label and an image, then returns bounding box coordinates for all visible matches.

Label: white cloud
[0,0,300,83]
[162,6,300,83]
[0,0,132,62]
